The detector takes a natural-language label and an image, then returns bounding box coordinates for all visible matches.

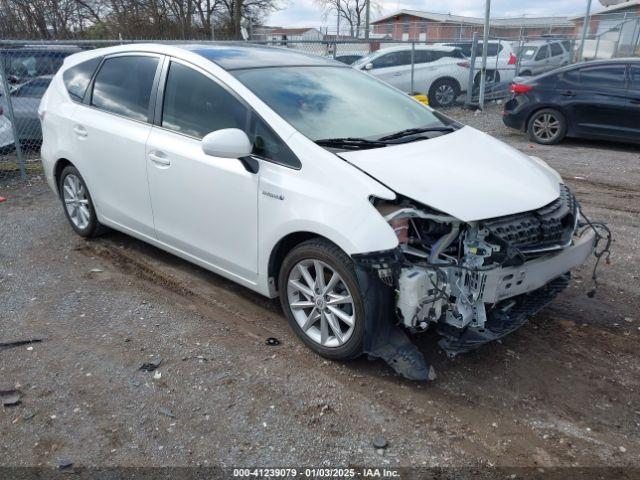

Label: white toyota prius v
[39,43,609,380]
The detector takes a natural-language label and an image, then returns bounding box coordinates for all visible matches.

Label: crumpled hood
[338,126,561,222]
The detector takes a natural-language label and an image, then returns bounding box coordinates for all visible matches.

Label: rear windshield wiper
[378,126,456,142]
[315,137,389,150]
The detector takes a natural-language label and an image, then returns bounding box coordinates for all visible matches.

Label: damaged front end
[355,185,609,380]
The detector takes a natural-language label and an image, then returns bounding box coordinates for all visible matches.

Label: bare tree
[315,0,379,37]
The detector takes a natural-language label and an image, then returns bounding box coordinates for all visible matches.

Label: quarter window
[63,57,102,102]
[579,65,626,89]
[91,56,159,122]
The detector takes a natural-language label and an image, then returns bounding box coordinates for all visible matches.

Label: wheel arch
[431,76,461,91]
[267,231,342,296]
[53,158,74,196]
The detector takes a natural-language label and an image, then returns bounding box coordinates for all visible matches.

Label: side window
[413,51,433,64]
[91,56,159,122]
[536,46,549,60]
[580,65,626,89]
[372,51,411,69]
[550,43,563,57]
[161,62,248,139]
[558,69,581,88]
[63,57,102,102]
[250,115,300,168]
[630,66,640,90]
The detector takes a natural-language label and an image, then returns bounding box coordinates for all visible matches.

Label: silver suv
[517,40,572,76]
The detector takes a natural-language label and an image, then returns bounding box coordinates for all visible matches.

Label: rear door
[70,53,161,237]
[626,64,640,140]
[559,63,629,139]
[549,42,566,69]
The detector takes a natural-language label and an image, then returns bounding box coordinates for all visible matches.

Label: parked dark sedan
[503,59,640,145]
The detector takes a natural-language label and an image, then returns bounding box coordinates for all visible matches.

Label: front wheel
[278,239,365,360]
[527,108,567,145]
[428,78,460,108]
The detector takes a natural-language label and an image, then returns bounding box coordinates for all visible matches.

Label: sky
[267,0,607,28]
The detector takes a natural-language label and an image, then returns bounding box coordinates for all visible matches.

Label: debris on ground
[372,436,388,449]
[0,389,21,406]
[57,459,73,470]
[265,337,280,346]
[158,407,175,418]
[139,358,162,372]
[0,338,43,351]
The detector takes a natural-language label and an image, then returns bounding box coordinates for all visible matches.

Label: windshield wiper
[315,137,388,150]
[378,126,456,142]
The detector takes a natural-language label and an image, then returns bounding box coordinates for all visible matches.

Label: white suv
[40,44,599,380]
[352,45,470,107]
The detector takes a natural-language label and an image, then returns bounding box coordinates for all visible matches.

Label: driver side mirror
[364,62,374,71]
[201,128,252,159]
[201,128,259,174]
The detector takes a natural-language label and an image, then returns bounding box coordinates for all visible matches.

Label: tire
[428,78,460,108]
[527,108,567,145]
[58,165,106,237]
[278,239,366,360]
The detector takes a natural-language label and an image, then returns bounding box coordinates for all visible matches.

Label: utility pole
[336,0,341,37]
[364,0,371,40]
[577,0,593,62]
[478,0,491,110]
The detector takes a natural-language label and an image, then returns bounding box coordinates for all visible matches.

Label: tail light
[457,61,470,68]
[511,83,533,95]
[508,53,517,65]
[390,218,409,244]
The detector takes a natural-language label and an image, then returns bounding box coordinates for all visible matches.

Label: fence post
[515,37,524,76]
[410,41,415,94]
[465,32,479,107]
[0,52,26,181]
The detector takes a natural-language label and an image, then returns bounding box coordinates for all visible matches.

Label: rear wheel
[527,108,567,145]
[428,78,460,108]
[278,239,365,360]
[58,165,106,237]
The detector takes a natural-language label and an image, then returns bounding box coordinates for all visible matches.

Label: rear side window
[579,65,626,89]
[91,56,159,122]
[550,43,563,56]
[414,51,433,64]
[161,62,248,138]
[63,57,101,102]
[631,66,640,90]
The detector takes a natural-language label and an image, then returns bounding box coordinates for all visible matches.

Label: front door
[70,54,161,237]
[145,59,259,284]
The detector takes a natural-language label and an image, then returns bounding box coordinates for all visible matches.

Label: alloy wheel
[286,259,355,348]
[435,84,455,106]
[532,113,561,141]
[62,174,91,230]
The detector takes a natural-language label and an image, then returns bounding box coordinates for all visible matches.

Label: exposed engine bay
[360,184,611,361]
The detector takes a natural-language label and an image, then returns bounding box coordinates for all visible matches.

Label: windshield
[232,66,451,142]
[521,47,538,60]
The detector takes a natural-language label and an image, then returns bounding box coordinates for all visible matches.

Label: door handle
[561,91,576,98]
[73,125,87,137]
[149,152,170,166]
[631,98,640,105]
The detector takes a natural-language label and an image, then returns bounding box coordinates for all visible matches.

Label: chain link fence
[1,20,639,182]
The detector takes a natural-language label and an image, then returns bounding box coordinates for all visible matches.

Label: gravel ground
[1,103,639,472]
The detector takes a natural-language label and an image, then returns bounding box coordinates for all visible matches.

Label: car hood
[338,126,561,222]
